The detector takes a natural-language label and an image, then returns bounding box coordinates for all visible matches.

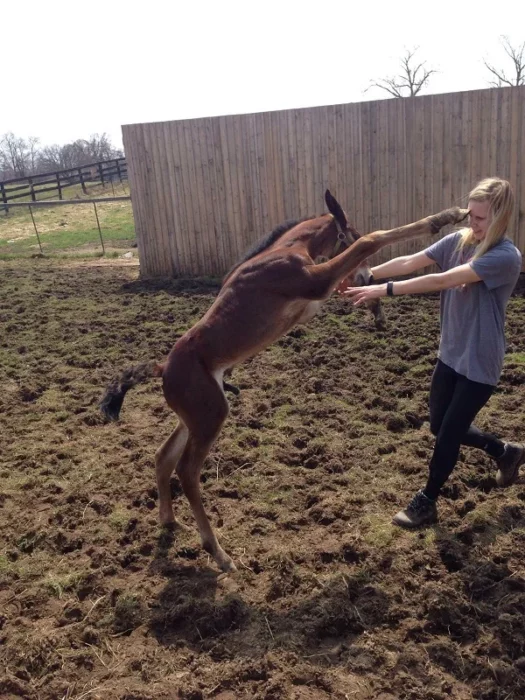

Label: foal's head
[304,190,359,263]
[315,190,385,330]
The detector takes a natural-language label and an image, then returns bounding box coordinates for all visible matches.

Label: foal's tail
[100,361,164,422]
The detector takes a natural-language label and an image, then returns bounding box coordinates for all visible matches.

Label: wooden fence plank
[161,120,186,274]
[294,109,307,217]
[170,120,196,273]
[141,124,164,276]
[130,124,155,276]
[518,90,525,256]
[129,124,152,275]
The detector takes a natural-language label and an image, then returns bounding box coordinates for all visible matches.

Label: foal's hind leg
[155,422,189,526]
[177,434,235,572]
[176,382,235,572]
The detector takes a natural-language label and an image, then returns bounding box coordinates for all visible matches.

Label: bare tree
[85,133,123,161]
[28,136,40,173]
[38,133,123,173]
[37,144,66,172]
[1,131,123,179]
[368,48,436,98]
[0,132,31,178]
[484,36,525,87]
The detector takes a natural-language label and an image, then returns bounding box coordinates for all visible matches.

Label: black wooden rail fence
[1,157,127,212]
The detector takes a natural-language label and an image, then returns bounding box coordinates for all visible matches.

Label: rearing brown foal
[101,191,467,572]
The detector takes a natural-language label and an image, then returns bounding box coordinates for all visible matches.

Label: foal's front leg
[366,298,386,330]
[304,207,469,298]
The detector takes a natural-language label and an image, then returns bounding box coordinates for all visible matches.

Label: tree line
[0,132,123,181]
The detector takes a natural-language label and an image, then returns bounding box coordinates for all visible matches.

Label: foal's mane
[225,215,315,280]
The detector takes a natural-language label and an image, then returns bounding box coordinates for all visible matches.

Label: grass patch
[44,571,89,599]
[361,514,400,548]
[0,182,134,258]
[112,594,146,632]
[108,506,131,531]
[505,352,525,365]
[5,551,51,583]
[463,504,503,544]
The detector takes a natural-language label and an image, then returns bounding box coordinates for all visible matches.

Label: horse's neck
[269,217,332,259]
[306,223,335,260]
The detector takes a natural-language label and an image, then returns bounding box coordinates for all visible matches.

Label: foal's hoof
[212,547,237,573]
[159,517,189,532]
[219,557,238,574]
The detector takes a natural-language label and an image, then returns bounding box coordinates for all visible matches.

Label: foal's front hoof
[205,542,237,573]
[219,556,237,574]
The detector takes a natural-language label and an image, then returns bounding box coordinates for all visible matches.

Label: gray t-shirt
[424,231,522,386]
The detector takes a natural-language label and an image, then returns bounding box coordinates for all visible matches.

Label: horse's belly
[295,300,324,324]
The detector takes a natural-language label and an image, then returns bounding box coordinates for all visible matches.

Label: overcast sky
[2,0,524,149]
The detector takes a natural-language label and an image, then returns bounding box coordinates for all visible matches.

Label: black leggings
[424,359,504,500]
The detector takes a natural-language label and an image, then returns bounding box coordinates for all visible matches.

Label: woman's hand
[341,284,386,306]
[336,275,353,294]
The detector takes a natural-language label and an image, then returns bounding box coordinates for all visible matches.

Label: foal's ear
[325,189,347,230]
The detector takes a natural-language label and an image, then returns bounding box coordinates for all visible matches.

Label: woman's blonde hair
[458,177,514,259]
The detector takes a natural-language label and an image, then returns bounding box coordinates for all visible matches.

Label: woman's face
[468,199,491,241]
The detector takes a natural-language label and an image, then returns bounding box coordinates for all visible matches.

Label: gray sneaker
[495,442,525,487]
[392,490,438,529]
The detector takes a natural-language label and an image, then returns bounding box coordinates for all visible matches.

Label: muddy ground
[1,260,524,700]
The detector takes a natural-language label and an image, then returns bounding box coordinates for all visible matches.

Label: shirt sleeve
[470,245,522,290]
[424,233,458,271]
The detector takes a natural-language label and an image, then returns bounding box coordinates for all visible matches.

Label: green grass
[0,226,134,256]
[108,506,131,531]
[44,570,89,599]
[0,182,134,257]
[506,352,525,365]
[361,514,401,548]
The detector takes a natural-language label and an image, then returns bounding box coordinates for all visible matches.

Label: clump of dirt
[0,259,524,699]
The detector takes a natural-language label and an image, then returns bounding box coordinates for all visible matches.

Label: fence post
[1,183,7,215]
[98,163,105,188]
[56,173,63,200]
[28,205,44,254]
[29,177,36,202]
[116,159,123,183]
[78,168,87,194]
[93,202,105,254]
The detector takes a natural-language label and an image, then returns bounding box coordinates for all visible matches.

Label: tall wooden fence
[123,86,525,278]
[1,157,127,213]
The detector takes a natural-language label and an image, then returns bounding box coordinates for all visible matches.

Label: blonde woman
[340,178,523,528]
